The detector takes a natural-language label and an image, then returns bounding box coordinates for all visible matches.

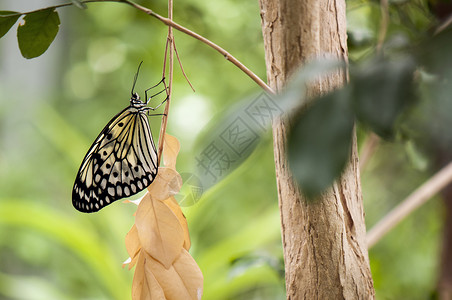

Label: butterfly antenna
[131,61,144,95]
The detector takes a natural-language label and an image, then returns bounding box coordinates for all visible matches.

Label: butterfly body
[73,91,160,213]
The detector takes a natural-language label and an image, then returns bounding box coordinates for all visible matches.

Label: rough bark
[258,0,375,299]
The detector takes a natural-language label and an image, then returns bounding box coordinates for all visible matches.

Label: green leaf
[350,56,416,138]
[414,29,452,152]
[71,0,88,9]
[17,8,60,59]
[288,89,354,198]
[0,11,20,39]
[417,27,452,76]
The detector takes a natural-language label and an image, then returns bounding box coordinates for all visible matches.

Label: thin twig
[359,132,380,171]
[435,14,452,35]
[367,161,452,248]
[173,39,195,92]
[118,0,274,94]
[156,0,174,166]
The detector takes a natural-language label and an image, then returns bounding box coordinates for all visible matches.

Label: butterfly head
[130,92,145,106]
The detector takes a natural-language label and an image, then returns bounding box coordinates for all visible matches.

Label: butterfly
[72,62,167,213]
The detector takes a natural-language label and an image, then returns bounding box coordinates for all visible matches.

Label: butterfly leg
[144,77,165,97]
[145,77,168,105]
[147,113,167,117]
[150,96,168,111]
[145,87,169,112]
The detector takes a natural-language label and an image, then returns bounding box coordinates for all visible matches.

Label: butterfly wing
[72,106,158,213]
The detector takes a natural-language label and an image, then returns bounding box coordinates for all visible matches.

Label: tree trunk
[258,0,375,298]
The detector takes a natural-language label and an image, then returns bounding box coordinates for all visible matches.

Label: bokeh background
[0,0,446,299]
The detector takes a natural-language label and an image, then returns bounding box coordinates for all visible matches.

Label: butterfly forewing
[72,106,158,213]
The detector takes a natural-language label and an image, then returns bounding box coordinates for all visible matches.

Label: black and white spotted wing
[72,105,158,213]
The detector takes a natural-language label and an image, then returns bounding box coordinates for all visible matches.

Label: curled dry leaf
[123,198,143,206]
[126,133,203,299]
[163,134,180,169]
[132,249,203,300]
[172,249,203,300]
[163,197,191,250]
[123,256,132,267]
[147,168,182,201]
[132,251,166,300]
[124,224,141,270]
[135,193,184,268]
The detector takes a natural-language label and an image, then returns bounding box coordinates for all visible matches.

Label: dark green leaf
[414,73,452,152]
[17,8,60,59]
[288,89,354,198]
[413,29,452,152]
[350,56,416,138]
[71,0,88,9]
[0,11,20,39]
[417,28,452,76]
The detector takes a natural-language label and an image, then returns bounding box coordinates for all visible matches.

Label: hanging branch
[121,0,274,94]
[157,0,174,166]
[359,132,380,170]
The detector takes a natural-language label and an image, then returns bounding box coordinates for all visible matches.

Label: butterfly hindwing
[72,107,158,213]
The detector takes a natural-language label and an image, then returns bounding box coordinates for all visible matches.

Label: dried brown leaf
[164,197,191,250]
[122,257,132,268]
[125,224,141,270]
[129,134,203,299]
[124,198,142,206]
[172,249,203,300]
[163,134,180,169]
[135,193,184,268]
[133,249,203,300]
[132,251,166,300]
[147,168,182,201]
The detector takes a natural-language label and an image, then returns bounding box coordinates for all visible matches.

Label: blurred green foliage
[0,0,448,299]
